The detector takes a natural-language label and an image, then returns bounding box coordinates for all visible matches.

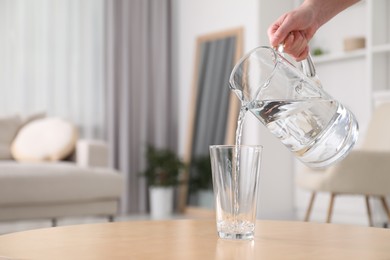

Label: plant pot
[149,186,174,220]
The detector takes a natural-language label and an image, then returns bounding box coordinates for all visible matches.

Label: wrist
[301,0,321,29]
[303,0,360,28]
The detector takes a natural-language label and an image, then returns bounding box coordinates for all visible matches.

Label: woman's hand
[267,4,318,61]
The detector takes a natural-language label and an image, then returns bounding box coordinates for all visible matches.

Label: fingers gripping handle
[276,44,322,88]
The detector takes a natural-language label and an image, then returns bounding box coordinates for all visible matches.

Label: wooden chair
[296,102,390,226]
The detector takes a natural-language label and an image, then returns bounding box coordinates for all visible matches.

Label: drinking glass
[209,145,263,240]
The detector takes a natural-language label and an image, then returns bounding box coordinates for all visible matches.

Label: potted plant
[189,155,214,209]
[140,144,186,219]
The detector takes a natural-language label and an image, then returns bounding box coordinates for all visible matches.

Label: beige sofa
[0,115,123,226]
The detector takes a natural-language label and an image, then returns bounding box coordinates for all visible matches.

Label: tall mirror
[178,28,244,213]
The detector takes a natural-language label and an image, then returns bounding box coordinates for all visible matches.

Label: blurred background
[1,0,389,233]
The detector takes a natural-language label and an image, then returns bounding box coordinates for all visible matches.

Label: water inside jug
[229,46,358,168]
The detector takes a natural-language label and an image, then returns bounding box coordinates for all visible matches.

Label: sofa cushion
[0,115,22,160]
[11,117,78,162]
[0,161,123,206]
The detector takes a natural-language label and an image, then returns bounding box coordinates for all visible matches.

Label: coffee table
[0,219,389,259]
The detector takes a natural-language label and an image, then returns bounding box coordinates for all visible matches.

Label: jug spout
[229,46,279,104]
[229,83,244,103]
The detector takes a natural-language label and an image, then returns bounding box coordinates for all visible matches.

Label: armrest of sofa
[75,139,109,168]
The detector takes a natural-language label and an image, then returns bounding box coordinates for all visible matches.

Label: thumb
[268,24,281,47]
[271,23,292,47]
[268,15,291,47]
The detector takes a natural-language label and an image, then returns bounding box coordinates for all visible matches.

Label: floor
[0,216,143,235]
[0,207,215,235]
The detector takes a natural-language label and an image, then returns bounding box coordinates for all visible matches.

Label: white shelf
[373,90,390,106]
[311,44,390,64]
[373,90,390,97]
[372,44,390,54]
[312,49,366,64]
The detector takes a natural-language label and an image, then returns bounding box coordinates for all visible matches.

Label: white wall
[173,0,296,220]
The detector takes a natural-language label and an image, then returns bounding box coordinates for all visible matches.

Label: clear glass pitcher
[229,46,358,168]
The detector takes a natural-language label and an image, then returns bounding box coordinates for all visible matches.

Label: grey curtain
[105,0,176,214]
[0,0,105,139]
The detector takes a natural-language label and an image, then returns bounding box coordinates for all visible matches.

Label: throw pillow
[21,111,46,127]
[11,117,78,162]
[0,115,22,160]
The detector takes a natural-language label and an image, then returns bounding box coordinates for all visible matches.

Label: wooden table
[0,219,389,259]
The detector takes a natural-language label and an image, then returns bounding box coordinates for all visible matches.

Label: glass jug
[229,46,358,168]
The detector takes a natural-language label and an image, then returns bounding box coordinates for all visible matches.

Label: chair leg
[365,195,373,227]
[326,193,336,223]
[380,196,390,224]
[51,218,57,227]
[304,192,316,222]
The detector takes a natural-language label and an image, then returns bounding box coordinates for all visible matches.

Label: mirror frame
[178,27,244,213]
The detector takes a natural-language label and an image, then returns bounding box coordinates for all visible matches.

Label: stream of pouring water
[232,105,248,222]
[231,75,269,226]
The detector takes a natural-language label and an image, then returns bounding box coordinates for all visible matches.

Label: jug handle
[277,45,323,88]
[301,54,323,88]
[301,55,316,77]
